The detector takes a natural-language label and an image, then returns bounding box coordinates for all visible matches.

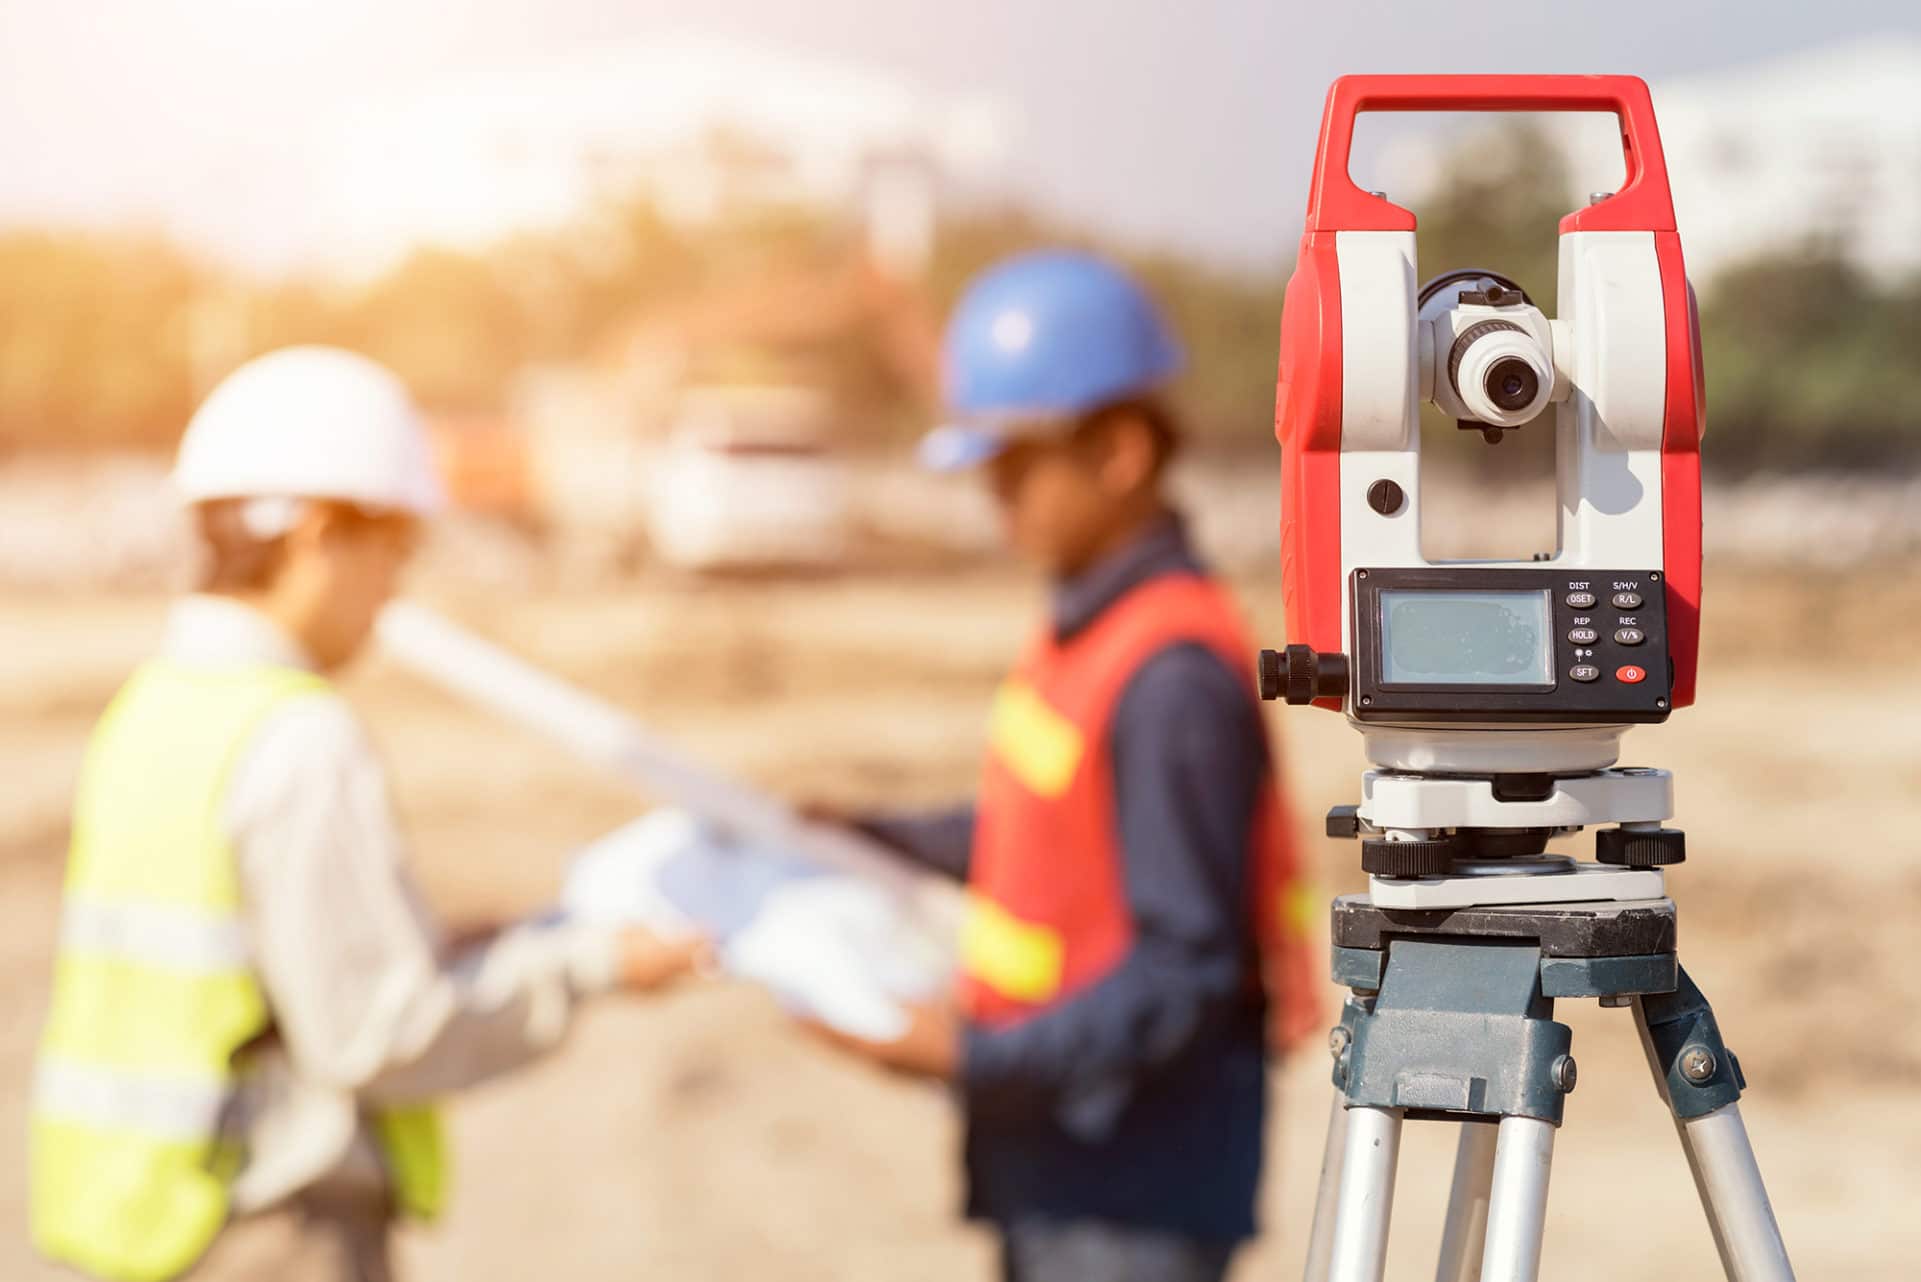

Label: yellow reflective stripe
[988,679,1085,799]
[375,1107,449,1222]
[60,899,251,974]
[961,894,1065,1004]
[40,955,265,1077]
[34,1058,231,1143]
[30,1115,227,1282]
[1282,882,1322,936]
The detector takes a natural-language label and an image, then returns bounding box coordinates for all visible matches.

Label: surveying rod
[376,600,957,924]
[1264,75,1793,1282]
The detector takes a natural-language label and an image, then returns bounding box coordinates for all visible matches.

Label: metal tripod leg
[1683,1104,1797,1282]
[1326,1105,1403,1282]
[1635,966,1795,1282]
[1478,1116,1555,1282]
[1301,1092,1350,1282]
[1432,1120,1498,1282]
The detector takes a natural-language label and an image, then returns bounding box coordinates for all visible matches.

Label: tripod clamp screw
[1680,1046,1718,1084]
[1328,1025,1354,1086]
[1324,805,1363,839]
[1551,1054,1579,1094]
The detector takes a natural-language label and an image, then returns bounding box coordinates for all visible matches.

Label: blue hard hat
[920,250,1182,471]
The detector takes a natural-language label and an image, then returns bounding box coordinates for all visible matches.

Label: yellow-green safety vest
[30,659,447,1282]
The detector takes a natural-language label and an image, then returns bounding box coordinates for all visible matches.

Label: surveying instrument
[1260,76,1794,1282]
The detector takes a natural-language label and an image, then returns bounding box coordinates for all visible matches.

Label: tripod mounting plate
[1331,893,1677,958]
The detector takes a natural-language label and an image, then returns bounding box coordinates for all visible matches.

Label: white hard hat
[174,346,446,516]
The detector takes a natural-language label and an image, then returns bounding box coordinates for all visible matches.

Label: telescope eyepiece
[1485,356,1540,413]
[1447,319,1552,428]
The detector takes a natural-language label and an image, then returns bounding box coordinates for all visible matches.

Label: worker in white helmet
[27,347,706,1282]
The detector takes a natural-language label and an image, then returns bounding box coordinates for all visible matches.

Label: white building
[301,34,1011,278]
[1602,37,1921,281]
[1377,37,1921,284]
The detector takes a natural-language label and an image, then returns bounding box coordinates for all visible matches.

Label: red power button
[1616,665,1647,684]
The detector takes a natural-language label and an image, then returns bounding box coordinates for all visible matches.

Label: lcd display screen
[1378,589,1554,686]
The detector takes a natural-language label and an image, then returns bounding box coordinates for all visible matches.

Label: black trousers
[999,1218,1237,1282]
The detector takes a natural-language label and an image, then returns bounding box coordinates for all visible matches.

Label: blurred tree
[925,206,1082,313]
[0,137,1914,475]
[1698,252,1921,471]
[1129,250,1287,449]
[1402,122,1921,471]
[0,232,204,450]
[339,249,531,412]
[1413,123,1571,305]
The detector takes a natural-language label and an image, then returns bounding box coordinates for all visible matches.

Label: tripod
[1297,886,1796,1282]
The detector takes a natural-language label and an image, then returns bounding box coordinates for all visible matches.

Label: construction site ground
[1,562,1913,1280]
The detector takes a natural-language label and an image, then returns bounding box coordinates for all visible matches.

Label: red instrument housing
[1274,74,1702,710]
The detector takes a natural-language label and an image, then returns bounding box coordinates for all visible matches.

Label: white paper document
[562,810,956,1041]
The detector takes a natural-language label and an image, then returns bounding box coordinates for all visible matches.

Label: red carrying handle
[1305,74,1675,235]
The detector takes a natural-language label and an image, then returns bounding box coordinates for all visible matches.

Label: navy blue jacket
[860,514,1270,1242]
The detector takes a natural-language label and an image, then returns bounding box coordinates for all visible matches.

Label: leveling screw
[1680,1046,1718,1084]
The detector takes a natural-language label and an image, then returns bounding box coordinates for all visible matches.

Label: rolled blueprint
[376,599,960,926]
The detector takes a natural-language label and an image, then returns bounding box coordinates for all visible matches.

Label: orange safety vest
[960,574,1323,1052]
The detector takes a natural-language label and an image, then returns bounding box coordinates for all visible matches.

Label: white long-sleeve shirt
[157,595,621,1212]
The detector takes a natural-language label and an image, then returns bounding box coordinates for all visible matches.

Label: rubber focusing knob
[1285,645,1318,705]
[1595,827,1687,868]
[1260,646,1351,704]
[1257,650,1285,701]
[1281,645,1350,705]
[1361,837,1456,878]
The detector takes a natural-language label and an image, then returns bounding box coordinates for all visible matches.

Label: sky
[1,0,1916,272]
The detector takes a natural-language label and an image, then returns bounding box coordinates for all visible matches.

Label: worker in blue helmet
[806,250,1317,1282]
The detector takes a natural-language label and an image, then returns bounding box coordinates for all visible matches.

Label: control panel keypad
[1559,574,1667,698]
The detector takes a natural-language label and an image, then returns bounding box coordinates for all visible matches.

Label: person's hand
[614,925,711,993]
[439,917,512,958]
[794,799,859,831]
[801,998,960,1080]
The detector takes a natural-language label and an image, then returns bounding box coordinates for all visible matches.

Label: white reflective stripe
[60,898,251,973]
[33,1057,231,1142]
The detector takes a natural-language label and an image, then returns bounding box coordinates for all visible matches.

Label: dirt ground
[0,560,1916,1280]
